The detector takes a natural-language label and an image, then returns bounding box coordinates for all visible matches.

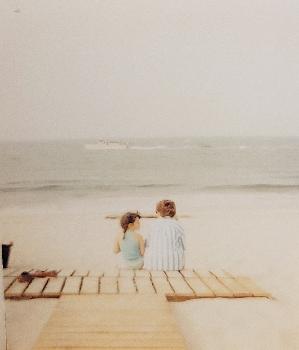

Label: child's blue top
[119,230,142,261]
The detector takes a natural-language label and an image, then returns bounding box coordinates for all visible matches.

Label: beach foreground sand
[2,192,299,349]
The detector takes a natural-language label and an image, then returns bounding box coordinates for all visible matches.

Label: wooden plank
[235,276,272,298]
[3,277,16,291]
[80,277,99,294]
[118,277,136,294]
[165,271,181,278]
[88,269,104,277]
[100,277,118,294]
[135,269,150,277]
[33,295,187,349]
[186,277,215,297]
[41,325,182,333]
[212,275,252,297]
[5,279,30,298]
[150,270,166,277]
[61,277,82,295]
[58,269,74,277]
[209,268,228,277]
[3,267,271,299]
[152,277,173,294]
[119,269,135,277]
[45,313,177,328]
[168,277,194,296]
[42,277,65,297]
[180,269,196,278]
[103,268,119,277]
[135,277,156,294]
[23,278,49,297]
[210,270,254,297]
[73,269,89,277]
[198,275,234,297]
[35,346,185,350]
[35,333,185,348]
[194,268,214,278]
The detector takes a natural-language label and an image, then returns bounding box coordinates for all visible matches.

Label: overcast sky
[0,0,298,140]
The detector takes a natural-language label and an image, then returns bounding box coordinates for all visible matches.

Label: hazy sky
[1,0,298,140]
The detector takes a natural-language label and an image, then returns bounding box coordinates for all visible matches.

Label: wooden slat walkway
[33,295,187,350]
[61,276,82,295]
[3,268,272,300]
[43,277,66,297]
[80,277,99,294]
[3,277,16,292]
[23,277,49,298]
[5,279,31,298]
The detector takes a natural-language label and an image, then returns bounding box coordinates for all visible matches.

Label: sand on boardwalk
[1,192,299,349]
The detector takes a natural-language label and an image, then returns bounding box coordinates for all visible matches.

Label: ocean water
[1,137,299,208]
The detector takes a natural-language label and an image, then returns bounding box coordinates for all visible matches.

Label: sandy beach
[2,191,299,349]
[1,0,298,347]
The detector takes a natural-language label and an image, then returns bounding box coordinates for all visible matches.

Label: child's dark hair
[120,212,141,238]
[156,199,176,217]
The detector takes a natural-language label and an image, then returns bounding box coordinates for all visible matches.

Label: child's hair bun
[120,212,141,235]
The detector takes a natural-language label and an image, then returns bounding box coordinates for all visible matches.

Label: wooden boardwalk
[33,295,187,350]
[3,267,272,300]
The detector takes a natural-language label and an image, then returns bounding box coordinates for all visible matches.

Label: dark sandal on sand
[18,272,34,283]
[17,270,58,282]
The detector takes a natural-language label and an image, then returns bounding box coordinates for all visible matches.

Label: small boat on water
[84,140,129,150]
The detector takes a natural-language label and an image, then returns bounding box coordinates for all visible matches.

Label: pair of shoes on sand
[18,270,58,283]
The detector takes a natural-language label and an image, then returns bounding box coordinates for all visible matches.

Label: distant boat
[84,140,129,150]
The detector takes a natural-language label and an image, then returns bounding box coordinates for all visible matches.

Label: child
[144,200,185,271]
[113,212,144,269]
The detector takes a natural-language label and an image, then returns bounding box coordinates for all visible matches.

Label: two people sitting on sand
[113,199,185,271]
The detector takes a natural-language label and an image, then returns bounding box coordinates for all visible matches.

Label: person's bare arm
[138,234,145,256]
[113,233,122,254]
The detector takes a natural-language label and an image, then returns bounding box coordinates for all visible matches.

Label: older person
[144,200,185,271]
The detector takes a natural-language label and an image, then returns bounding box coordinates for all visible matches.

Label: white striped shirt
[144,217,185,271]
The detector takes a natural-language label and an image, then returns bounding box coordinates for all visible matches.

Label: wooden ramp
[33,295,187,350]
[3,268,272,300]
